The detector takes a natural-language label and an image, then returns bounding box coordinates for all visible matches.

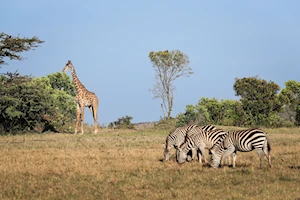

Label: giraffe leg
[81,106,85,134]
[74,104,81,134]
[89,102,98,134]
[93,99,98,134]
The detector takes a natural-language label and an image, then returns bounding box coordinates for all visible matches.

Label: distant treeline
[176,76,300,128]
[1,73,300,134]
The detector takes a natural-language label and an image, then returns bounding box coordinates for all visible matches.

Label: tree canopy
[0,72,76,134]
[176,98,243,127]
[149,50,193,119]
[47,72,76,96]
[279,80,300,126]
[233,76,282,126]
[0,32,44,66]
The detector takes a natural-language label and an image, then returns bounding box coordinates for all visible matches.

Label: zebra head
[176,147,188,164]
[210,147,222,168]
[164,148,170,161]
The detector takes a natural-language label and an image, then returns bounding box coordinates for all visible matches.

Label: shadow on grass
[289,165,300,169]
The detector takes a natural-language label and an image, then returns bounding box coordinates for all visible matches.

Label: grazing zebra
[164,124,216,161]
[176,127,229,164]
[210,128,272,168]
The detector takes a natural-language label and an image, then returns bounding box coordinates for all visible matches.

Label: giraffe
[62,60,98,134]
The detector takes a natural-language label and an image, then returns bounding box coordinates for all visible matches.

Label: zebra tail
[266,134,271,152]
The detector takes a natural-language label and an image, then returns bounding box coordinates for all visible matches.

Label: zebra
[176,127,229,164]
[210,128,272,168]
[164,124,216,161]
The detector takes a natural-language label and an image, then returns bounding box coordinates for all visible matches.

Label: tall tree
[0,32,44,66]
[233,76,282,126]
[149,50,193,119]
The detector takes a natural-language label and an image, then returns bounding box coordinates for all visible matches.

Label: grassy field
[0,126,300,200]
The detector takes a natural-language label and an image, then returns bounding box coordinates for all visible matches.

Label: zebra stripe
[210,128,271,168]
[164,124,216,161]
[176,127,228,164]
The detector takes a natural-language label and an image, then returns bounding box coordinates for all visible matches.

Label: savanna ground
[0,126,300,200]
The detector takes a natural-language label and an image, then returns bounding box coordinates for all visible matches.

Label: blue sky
[1,1,300,125]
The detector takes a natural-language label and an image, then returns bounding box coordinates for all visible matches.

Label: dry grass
[0,127,300,200]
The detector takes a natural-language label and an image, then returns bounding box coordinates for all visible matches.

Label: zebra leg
[232,152,237,168]
[223,154,232,166]
[255,148,265,168]
[197,148,202,163]
[263,140,272,168]
[187,149,193,162]
[221,146,235,167]
[198,146,207,163]
[196,147,207,164]
[226,155,231,166]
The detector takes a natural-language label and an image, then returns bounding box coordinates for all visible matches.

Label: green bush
[0,72,76,134]
[176,104,210,127]
[108,116,135,129]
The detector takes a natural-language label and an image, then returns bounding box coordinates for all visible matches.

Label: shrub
[0,72,76,134]
[108,116,135,129]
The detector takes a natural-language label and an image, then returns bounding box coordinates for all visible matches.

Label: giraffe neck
[71,68,86,94]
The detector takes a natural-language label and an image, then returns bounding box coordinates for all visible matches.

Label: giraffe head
[62,60,74,72]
